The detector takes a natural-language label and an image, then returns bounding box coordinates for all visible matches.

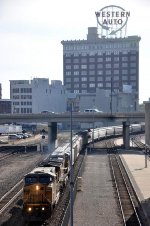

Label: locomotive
[22,123,144,222]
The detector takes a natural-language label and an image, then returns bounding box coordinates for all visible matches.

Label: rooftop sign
[95,5,130,36]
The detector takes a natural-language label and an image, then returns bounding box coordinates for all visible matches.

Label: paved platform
[120,150,150,224]
[73,147,150,225]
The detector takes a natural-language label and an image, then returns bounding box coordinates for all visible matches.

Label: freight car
[22,123,144,222]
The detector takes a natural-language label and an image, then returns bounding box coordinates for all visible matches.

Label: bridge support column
[48,122,57,152]
[145,103,150,147]
[123,121,130,149]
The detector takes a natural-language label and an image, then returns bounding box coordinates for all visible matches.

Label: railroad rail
[0,180,24,215]
[109,152,145,226]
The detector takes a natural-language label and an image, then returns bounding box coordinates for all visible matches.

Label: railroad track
[0,180,24,215]
[46,150,86,226]
[109,152,145,226]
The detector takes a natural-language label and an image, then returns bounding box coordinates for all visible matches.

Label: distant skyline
[0,0,150,103]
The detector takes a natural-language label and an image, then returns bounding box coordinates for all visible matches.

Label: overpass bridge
[0,112,145,124]
[0,112,145,151]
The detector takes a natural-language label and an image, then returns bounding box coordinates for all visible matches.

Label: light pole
[70,100,73,226]
[110,76,113,114]
[68,93,76,226]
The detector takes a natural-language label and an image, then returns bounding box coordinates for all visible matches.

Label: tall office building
[61,27,141,99]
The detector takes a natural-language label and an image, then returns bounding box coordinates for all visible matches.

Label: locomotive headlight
[36,185,39,191]
[42,207,45,211]
[28,207,32,212]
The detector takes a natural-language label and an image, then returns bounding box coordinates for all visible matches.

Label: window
[130,75,136,80]
[66,65,71,69]
[74,71,79,75]
[130,56,136,61]
[89,77,95,81]
[122,69,128,74]
[89,57,95,62]
[12,88,19,93]
[89,83,95,87]
[98,70,103,75]
[114,63,119,68]
[74,65,79,69]
[105,76,111,81]
[114,75,119,81]
[66,78,71,82]
[97,64,103,69]
[66,59,71,63]
[106,57,111,61]
[106,83,111,87]
[114,57,119,61]
[81,71,87,75]
[81,77,87,82]
[122,75,128,80]
[74,77,79,82]
[122,56,128,61]
[106,64,111,68]
[97,57,103,62]
[73,58,79,63]
[89,64,95,69]
[97,83,103,87]
[114,70,119,74]
[89,70,95,75]
[74,84,79,88]
[130,68,136,74]
[97,77,103,81]
[122,62,128,67]
[106,70,111,75]
[74,90,79,93]
[130,62,136,67]
[81,84,87,88]
[81,65,87,69]
[81,58,87,63]
[66,71,71,76]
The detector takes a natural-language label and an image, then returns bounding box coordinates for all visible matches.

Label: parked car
[8,134,21,140]
[84,109,103,113]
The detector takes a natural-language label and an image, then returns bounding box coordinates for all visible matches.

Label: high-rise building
[61,27,141,100]
[0,83,2,99]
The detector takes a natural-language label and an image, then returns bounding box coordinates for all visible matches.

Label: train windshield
[39,176,52,184]
[25,177,38,184]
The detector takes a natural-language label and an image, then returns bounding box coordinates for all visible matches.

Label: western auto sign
[95,5,130,35]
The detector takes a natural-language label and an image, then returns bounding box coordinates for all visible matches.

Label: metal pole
[70,101,74,226]
[92,111,94,148]
[145,146,147,168]
[110,76,113,114]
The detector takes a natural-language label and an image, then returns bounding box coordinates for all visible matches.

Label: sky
[0,0,150,103]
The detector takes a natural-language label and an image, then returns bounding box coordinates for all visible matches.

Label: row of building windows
[65,62,136,70]
[64,43,137,51]
[12,95,32,99]
[65,81,136,89]
[65,56,137,64]
[65,75,136,83]
[12,88,32,93]
[65,68,137,77]
[13,101,32,106]
[14,108,32,113]
[64,50,137,57]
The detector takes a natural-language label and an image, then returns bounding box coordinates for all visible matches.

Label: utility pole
[110,76,113,114]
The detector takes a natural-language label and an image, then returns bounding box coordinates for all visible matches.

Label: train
[22,123,145,222]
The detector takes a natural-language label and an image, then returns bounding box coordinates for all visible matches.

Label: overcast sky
[0,0,150,103]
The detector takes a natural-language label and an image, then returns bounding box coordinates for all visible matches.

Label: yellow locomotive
[22,154,69,222]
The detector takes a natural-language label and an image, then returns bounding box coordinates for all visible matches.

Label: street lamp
[68,93,76,226]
